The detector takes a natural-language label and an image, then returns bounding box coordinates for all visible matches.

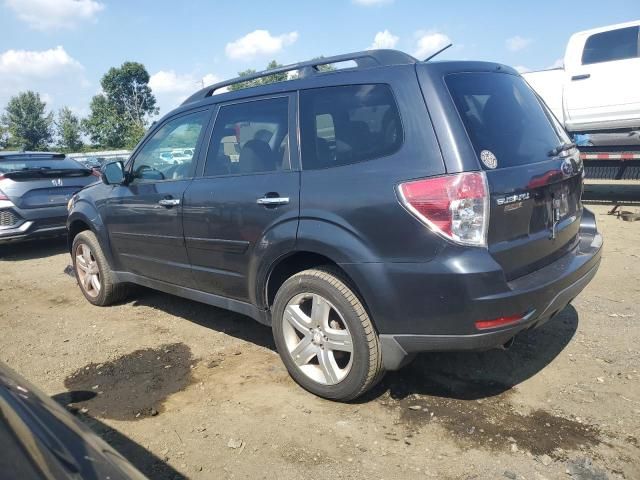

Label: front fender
[67,199,115,269]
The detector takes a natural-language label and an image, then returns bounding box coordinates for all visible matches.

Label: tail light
[0,188,8,201]
[397,171,489,247]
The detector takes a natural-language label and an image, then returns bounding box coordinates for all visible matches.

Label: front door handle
[256,196,289,206]
[571,73,591,81]
[158,198,181,207]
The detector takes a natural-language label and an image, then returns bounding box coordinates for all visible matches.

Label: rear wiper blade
[548,142,576,157]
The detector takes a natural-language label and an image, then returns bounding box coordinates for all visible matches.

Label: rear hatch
[0,155,97,209]
[445,71,583,280]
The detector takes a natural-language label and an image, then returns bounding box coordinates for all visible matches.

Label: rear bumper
[379,258,599,369]
[0,203,68,244]
[342,208,602,370]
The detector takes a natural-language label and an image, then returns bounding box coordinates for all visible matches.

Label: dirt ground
[1,203,639,480]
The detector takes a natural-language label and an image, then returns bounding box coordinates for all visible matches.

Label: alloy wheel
[282,293,354,385]
[75,243,101,298]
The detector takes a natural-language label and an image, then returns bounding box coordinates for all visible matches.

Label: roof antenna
[423,43,452,62]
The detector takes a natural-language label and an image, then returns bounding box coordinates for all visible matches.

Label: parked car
[523,20,640,133]
[67,50,602,401]
[0,152,99,244]
[0,362,146,479]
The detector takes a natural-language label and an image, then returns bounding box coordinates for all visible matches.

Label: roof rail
[181,49,417,105]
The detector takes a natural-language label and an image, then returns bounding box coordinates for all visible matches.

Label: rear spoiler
[0,152,66,160]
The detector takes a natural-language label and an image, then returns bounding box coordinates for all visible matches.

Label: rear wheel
[72,230,128,306]
[272,267,384,401]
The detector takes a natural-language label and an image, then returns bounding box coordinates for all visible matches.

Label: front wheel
[72,230,129,306]
[272,267,384,401]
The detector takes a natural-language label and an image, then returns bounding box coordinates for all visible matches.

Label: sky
[0,0,637,119]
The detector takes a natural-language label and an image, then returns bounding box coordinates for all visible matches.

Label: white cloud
[4,0,104,30]
[506,35,533,52]
[549,57,564,69]
[514,65,530,74]
[353,0,393,5]
[149,70,220,115]
[225,30,299,60]
[369,30,399,49]
[414,31,451,60]
[0,46,83,77]
[0,46,88,113]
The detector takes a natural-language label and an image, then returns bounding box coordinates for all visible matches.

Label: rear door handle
[257,196,289,206]
[571,74,590,81]
[158,198,181,207]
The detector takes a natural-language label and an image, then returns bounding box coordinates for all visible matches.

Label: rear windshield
[0,157,86,174]
[446,72,565,169]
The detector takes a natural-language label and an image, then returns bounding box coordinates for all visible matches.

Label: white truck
[523,20,640,134]
[524,21,640,195]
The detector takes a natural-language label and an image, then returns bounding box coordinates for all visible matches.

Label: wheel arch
[263,250,376,331]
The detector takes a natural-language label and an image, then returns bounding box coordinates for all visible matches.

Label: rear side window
[300,84,402,170]
[446,72,564,169]
[204,97,290,176]
[582,26,639,65]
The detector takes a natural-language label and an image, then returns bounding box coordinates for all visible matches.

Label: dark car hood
[0,362,146,480]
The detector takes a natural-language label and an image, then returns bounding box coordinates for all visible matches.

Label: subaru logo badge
[51,178,63,187]
[561,159,574,177]
[480,150,498,169]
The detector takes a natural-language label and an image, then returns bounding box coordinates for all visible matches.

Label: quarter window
[582,26,639,65]
[204,97,290,176]
[130,110,209,182]
[300,84,403,170]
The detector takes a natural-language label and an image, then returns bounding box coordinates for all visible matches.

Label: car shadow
[0,236,68,261]
[131,287,578,404]
[52,390,186,480]
[129,287,276,351]
[362,304,580,402]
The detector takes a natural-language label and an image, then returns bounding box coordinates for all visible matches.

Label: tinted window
[446,72,565,169]
[582,26,639,65]
[300,84,402,170]
[0,157,86,174]
[130,110,209,182]
[204,97,290,176]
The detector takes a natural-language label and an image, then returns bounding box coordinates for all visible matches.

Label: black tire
[272,267,384,401]
[71,230,129,306]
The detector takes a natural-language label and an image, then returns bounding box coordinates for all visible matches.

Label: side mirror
[101,161,125,185]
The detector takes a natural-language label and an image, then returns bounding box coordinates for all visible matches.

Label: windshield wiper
[548,142,576,157]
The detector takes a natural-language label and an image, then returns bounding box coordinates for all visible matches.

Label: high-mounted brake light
[397,171,489,247]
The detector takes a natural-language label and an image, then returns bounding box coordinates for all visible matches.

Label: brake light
[397,171,489,246]
[475,314,523,330]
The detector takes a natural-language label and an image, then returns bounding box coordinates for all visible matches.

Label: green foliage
[228,57,337,91]
[228,60,289,91]
[55,107,83,152]
[101,61,158,123]
[83,94,127,148]
[84,62,157,148]
[1,91,53,150]
[0,124,8,149]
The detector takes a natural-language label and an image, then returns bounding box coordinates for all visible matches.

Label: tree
[228,58,336,91]
[84,62,157,148]
[101,62,158,125]
[1,91,53,150]
[55,107,83,152]
[83,95,127,148]
[229,60,288,91]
